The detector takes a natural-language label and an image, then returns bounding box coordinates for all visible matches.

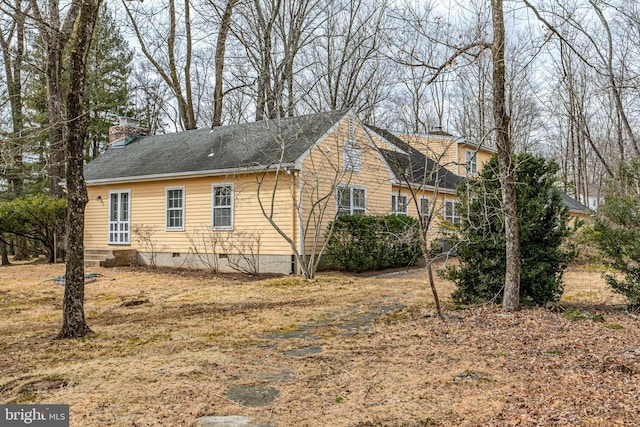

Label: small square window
[392,194,408,216]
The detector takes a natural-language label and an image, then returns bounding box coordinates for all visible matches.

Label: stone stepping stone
[257,369,297,383]
[265,329,314,340]
[227,385,280,407]
[196,416,252,427]
[284,345,323,357]
[195,416,275,427]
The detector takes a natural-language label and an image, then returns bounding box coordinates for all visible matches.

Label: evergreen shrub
[324,215,423,272]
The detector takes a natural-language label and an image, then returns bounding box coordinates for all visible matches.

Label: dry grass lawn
[0,260,639,426]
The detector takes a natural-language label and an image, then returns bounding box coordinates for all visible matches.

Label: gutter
[86,163,299,185]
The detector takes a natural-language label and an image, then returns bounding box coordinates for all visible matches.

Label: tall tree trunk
[212,0,236,127]
[59,0,102,339]
[492,0,520,311]
[47,55,66,197]
[0,234,9,266]
[0,0,27,195]
[29,0,81,197]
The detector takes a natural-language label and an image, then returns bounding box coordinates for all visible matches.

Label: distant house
[560,191,590,220]
[84,110,585,273]
[578,183,604,211]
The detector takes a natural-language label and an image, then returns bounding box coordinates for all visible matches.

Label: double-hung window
[420,197,430,229]
[337,185,366,216]
[391,194,408,216]
[444,200,461,226]
[166,187,185,230]
[465,149,478,175]
[212,184,233,230]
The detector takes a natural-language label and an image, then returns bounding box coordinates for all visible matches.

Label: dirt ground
[0,260,638,426]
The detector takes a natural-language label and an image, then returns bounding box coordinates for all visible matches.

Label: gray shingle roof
[560,191,589,212]
[366,125,462,190]
[85,110,349,182]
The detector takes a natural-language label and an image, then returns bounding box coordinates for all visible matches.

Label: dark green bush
[592,159,640,309]
[0,194,66,263]
[324,215,423,272]
[444,154,577,306]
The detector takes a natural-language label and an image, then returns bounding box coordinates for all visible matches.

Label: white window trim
[165,186,185,231]
[212,183,234,230]
[336,185,366,216]
[444,199,461,226]
[465,149,478,174]
[108,189,131,245]
[391,194,408,216]
[419,196,430,229]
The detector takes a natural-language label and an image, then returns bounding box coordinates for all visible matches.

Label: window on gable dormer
[465,149,478,174]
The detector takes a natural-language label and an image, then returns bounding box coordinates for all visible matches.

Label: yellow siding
[86,173,297,255]
[458,142,494,177]
[394,133,496,176]
[395,134,459,173]
[390,185,460,243]
[299,116,393,254]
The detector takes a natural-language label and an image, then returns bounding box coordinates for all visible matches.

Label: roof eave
[392,180,458,195]
[85,163,299,186]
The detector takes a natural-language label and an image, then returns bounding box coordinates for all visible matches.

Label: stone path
[196,299,405,427]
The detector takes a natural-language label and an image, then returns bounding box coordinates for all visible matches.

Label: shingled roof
[366,125,462,191]
[85,110,349,182]
[559,191,590,213]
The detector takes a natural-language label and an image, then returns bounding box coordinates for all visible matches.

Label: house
[85,110,406,273]
[84,110,585,273]
[578,183,604,211]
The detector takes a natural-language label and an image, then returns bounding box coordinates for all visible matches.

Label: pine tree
[84,5,134,160]
[445,154,577,306]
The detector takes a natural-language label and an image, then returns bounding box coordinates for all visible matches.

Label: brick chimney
[109,117,150,146]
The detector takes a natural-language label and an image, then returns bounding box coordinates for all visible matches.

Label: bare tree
[0,0,29,261]
[492,0,520,311]
[59,0,103,339]
[231,0,326,120]
[302,0,390,115]
[523,0,640,158]
[0,0,28,195]
[391,0,521,309]
[28,0,81,197]
[123,0,197,130]
[210,0,237,127]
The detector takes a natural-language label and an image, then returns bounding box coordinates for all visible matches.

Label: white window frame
[444,199,461,227]
[212,183,234,230]
[465,149,478,174]
[391,194,408,216]
[165,186,185,231]
[419,197,430,229]
[337,185,366,216]
[342,139,361,173]
[108,189,131,245]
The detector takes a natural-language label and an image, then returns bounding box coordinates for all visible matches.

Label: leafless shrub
[132,224,161,269]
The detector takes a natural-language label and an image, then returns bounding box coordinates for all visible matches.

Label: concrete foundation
[136,251,295,275]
